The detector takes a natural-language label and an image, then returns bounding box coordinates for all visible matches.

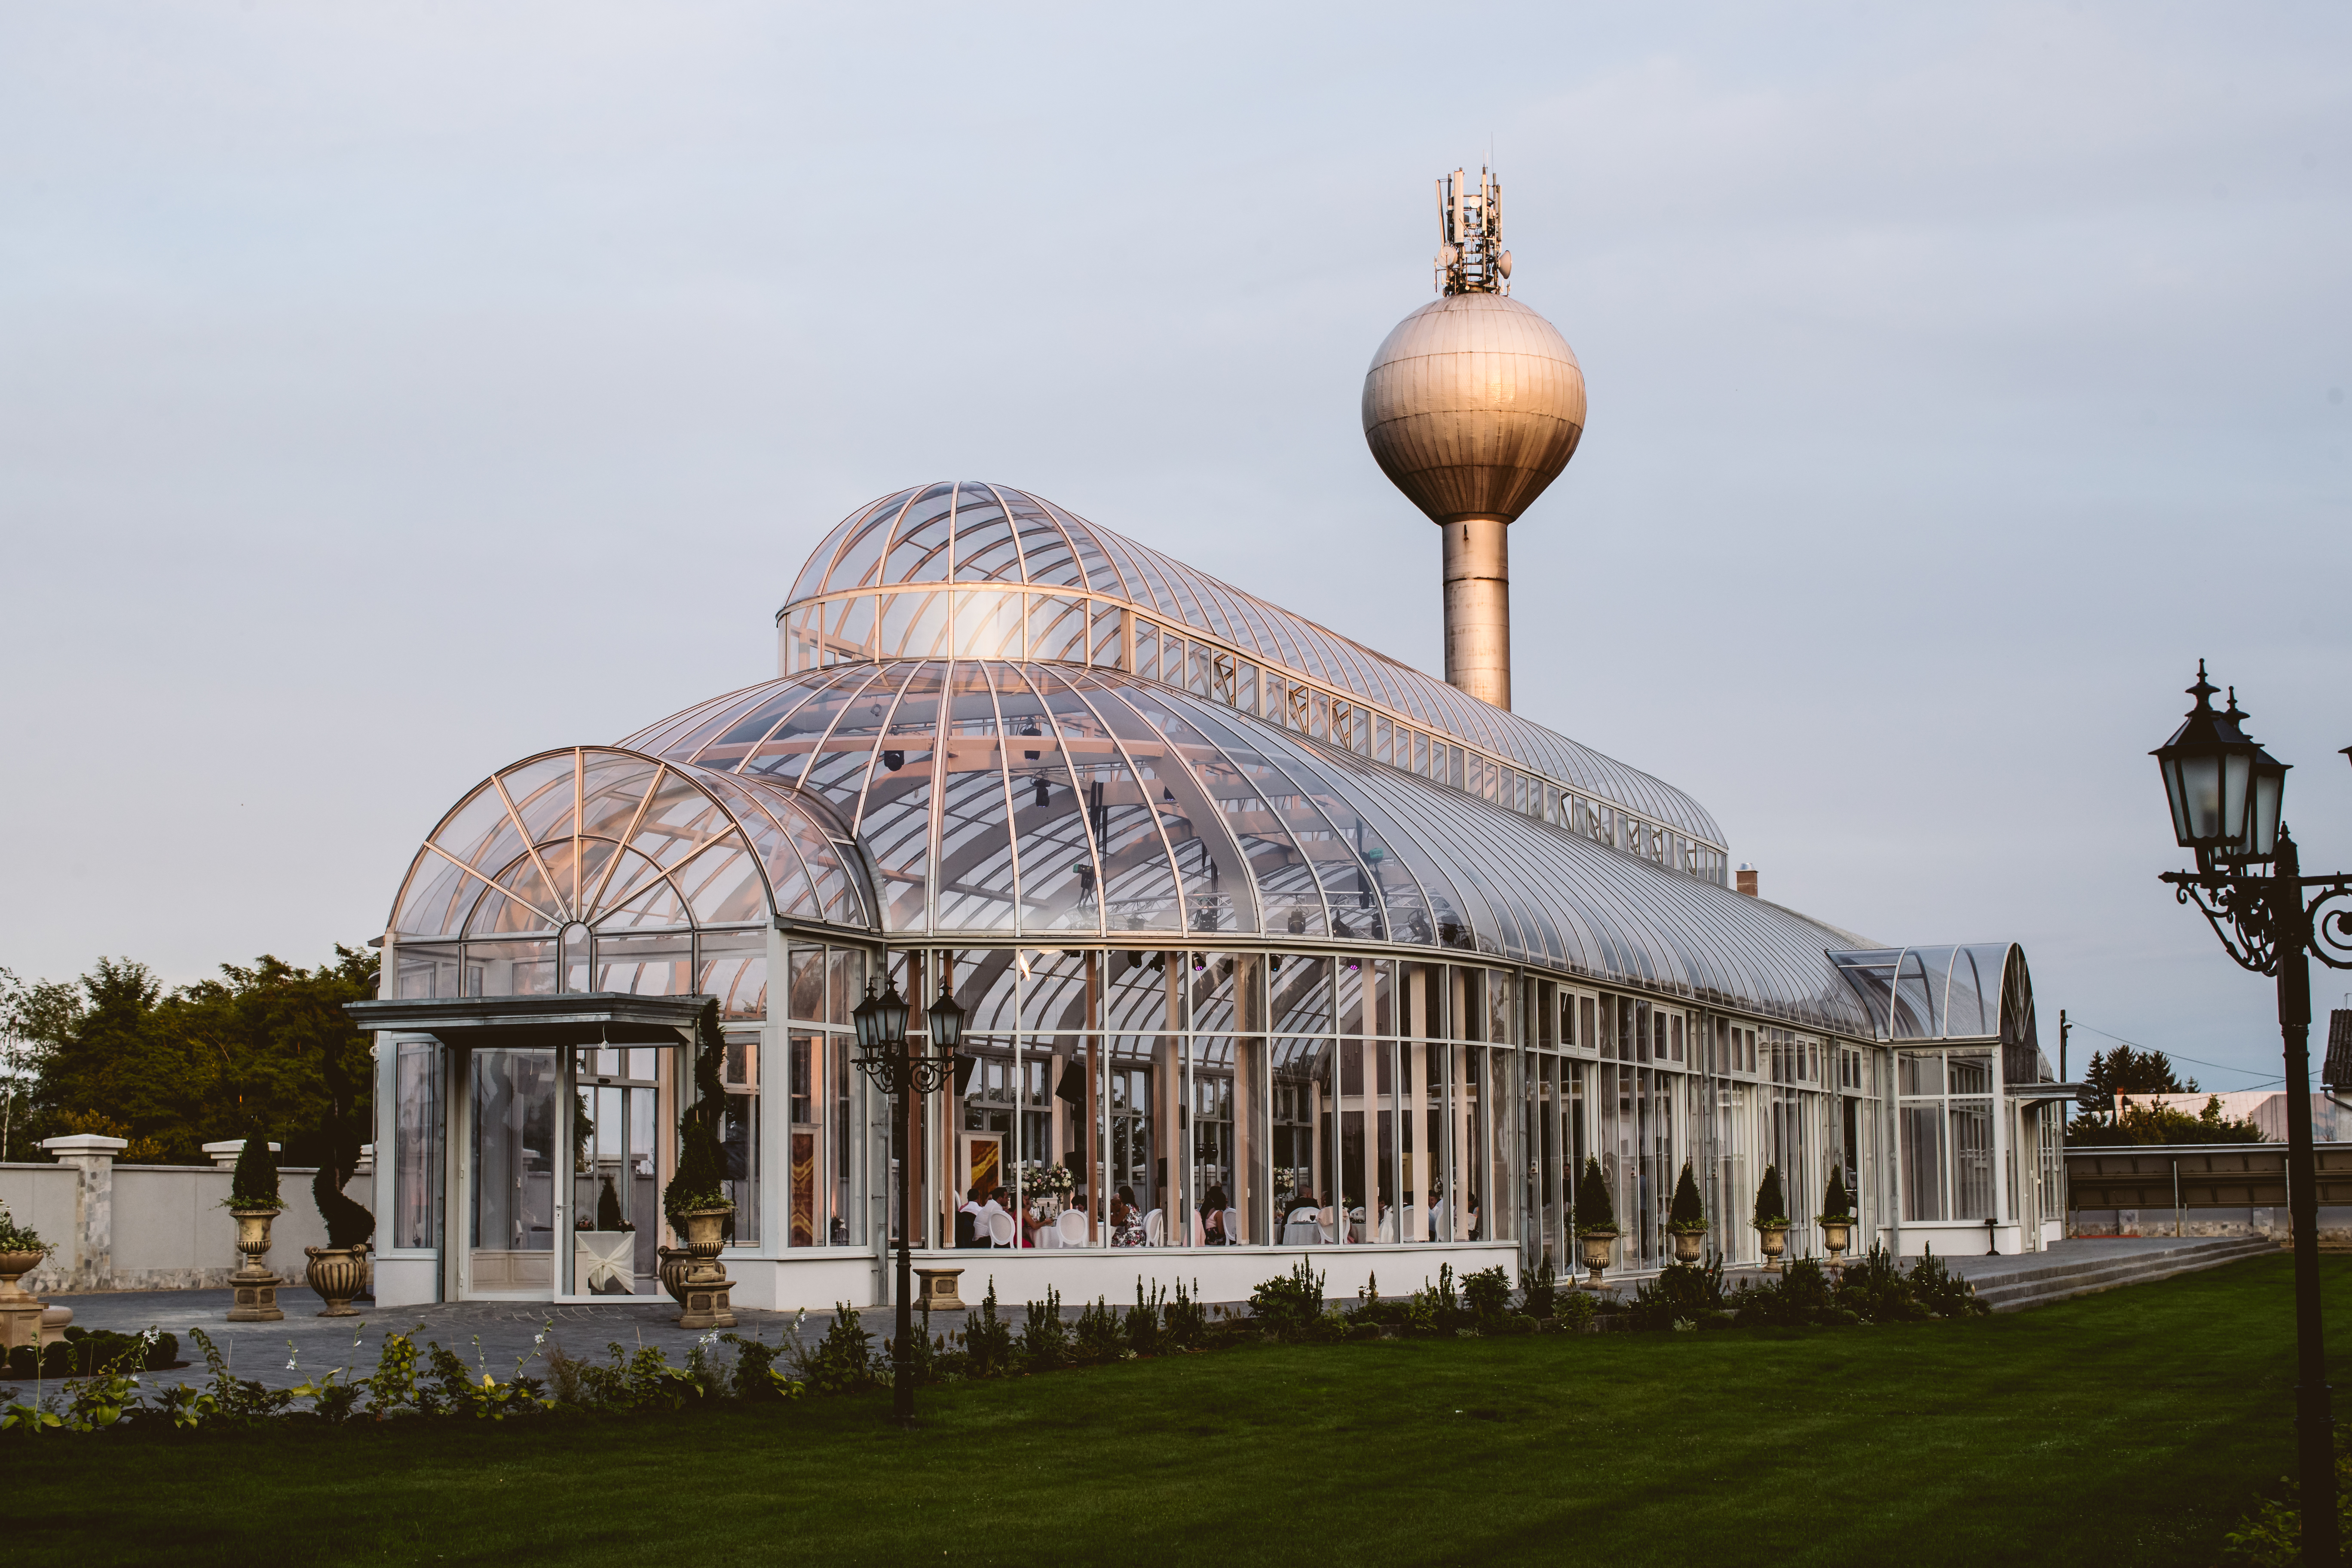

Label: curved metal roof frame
[622,661,1877,1032]
[1824,944,2028,1044]
[388,745,876,940]
[779,482,1725,849]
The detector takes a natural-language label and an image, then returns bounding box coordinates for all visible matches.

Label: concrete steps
[1969,1236,2278,1313]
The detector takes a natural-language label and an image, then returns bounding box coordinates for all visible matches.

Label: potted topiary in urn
[1666,1161,1709,1263]
[662,1000,737,1331]
[1574,1156,1620,1292]
[303,1027,377,1318]
[1818,1166,1856,1274]
[224,1136,285,1322]
[1753,1164,1791,1275]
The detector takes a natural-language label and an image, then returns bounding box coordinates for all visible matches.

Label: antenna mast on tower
[1435,167,1511,296]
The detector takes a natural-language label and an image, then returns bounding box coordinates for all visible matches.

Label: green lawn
[16,1254,2349,1567]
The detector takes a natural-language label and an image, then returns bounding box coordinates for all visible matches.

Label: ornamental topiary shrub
[664,1000,734,1223]
[227,1136,281,1212]
[1575,1155,1617,1235]
[1753,1164,1788,1229]
[1820,1165,1854,1222]
[1668,1161,1707,1234]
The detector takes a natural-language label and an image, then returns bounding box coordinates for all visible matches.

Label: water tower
[1361,167,1587,710]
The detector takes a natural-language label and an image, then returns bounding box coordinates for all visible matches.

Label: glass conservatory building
[358,482,2063,1308]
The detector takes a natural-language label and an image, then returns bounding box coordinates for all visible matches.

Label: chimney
[1736,864,1758,898]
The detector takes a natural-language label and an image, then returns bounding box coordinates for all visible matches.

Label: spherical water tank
[1360,293,1586,526]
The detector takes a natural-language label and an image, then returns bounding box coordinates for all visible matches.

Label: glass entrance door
[571,1045,663,1295]
[469,1047,558,1295]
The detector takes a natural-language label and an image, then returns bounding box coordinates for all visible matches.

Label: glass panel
[594,931,694,995]
[698,930,768,1020]
[720,1035,760,1243]
[469,1047,557,1294]
[392,1039,441,1250]
[570,1044,660,1294]
[1902,1104,1946,1222]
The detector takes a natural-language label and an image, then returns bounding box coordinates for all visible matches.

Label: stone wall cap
[41,1134,129,1154]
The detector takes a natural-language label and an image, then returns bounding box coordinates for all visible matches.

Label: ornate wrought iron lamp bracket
[2161,850,2352,977]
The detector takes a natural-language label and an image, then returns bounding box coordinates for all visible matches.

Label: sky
[3,3,2349,1092]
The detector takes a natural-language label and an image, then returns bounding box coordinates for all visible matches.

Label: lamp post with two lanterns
[2151,662,2352,1562]
[850,969,965,1429]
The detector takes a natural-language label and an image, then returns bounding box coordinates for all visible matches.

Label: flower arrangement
[1028,1163,1076,1200]
[0,1202,48,1256]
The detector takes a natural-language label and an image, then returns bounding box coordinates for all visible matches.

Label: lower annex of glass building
[356,482,2064,1308]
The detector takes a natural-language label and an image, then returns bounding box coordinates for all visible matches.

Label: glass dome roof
[390,746,873,940]
[623,660,1875,1032]
[781,481,1724,848]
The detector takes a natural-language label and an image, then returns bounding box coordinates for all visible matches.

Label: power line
[2071,1020,2309,1086]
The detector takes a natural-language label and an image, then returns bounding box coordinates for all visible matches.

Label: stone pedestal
[914,1266,966,1311]
[675,1208,735,1330]
[226,1208,283,1323]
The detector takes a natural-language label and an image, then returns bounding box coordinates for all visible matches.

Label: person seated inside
[1110,1185,1145,1248]
[1199,1185,1230,1246]
[955,1183,986,1249]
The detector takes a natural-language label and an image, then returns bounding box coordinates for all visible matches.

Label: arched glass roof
[1825,945,2026,1043]
[780,482,1724,849]
[623,661,1874,1032]
[389,746,873,940]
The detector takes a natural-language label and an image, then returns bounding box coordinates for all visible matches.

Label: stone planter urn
[1820,1219,1854,1274]
[1577,1231,1618,1291]
[1755,1222,1790,1275]
[674,1207,735,1331]
[1669,1228,1706,1265]
[656,1245,693,1304]
[303,1245,367,1317]
[0,1247,49,1352]
[227,1207,284,1322]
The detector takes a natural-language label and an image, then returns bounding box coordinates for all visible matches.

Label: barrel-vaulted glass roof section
[390,746,874,944]
[622,659,1877,1032]
[777,481,1727,879]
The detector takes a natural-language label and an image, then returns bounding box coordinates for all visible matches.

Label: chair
[987,1210,1016,1248]
[1191,1213,1206,1246]
[1223,1207,1241,1246]
[1057,1209,1090,1246]
[1376,1207,1398,1244]
[1144,1209,1164,1246]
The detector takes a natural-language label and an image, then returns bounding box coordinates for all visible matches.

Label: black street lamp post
[2153,663,2352,1562]
[851,970,965,1428]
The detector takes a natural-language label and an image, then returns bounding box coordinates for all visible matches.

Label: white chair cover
[1144,1209,1164,1246]
[1057,1209,1089,1246]
[1223,1207,1241,1245]
[987,1210,1016,1247]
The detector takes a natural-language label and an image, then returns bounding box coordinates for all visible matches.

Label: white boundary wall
[0,1138,371,1293]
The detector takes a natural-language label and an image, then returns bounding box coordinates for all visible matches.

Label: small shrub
[1668,1162,1707,1234]
[1820,1164,1854,1222]
[1834,1243,1925,1323]
[792,1304,879,1394]
[1553,1290,1598,1332]
[1516,1257,1559,1321]
[1460,1264,1513,1324]
[962,1279,1015,1376]
[1073,1297,1128,1365]
[2222,1423,2352,1565]
[366,1327,423,1415]
[1908,1247,1988,1319]
[1163,1279,1208,1351]
[227,1136,281,1211]
[1250,1260,1329,1340]
[1346,1272,1388,1326]
[1126,1280,1165,1357]
[1626,1259,1728,1332]
[1020,1287,1069,1370]
[1575,1156,1616,1234]
[720,1332,803,1401]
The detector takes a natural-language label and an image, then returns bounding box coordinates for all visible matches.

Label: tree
[2071,1044,2201,1143]
[11,948,378,1168]
[2070,1093,2267,1148]
[1574,1155,1616,1235]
